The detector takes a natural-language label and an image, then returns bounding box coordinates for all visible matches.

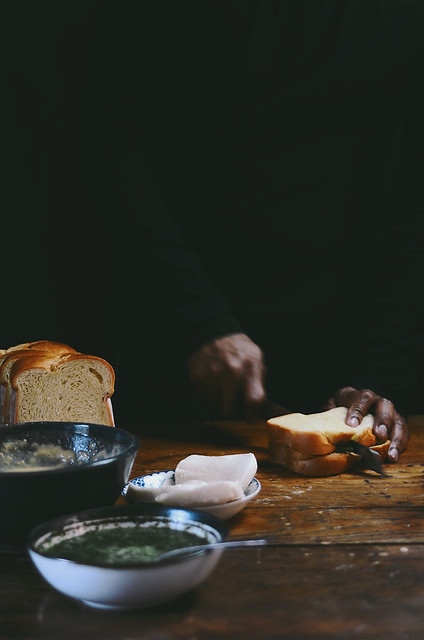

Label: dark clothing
[5,2,424,423]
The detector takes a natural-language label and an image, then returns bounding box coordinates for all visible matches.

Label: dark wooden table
[1,416,424,640]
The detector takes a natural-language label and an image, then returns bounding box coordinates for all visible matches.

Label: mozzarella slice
[125,477,174,503]
[155,480,244,506]
[175,453,257,492]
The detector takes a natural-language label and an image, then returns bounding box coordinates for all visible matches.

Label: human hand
[323,386,408,462]
[187,333,266,421]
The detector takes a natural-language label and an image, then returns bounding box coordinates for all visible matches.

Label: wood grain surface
[1,415,424,639]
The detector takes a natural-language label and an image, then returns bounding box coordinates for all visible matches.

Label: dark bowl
[0,422,139,550]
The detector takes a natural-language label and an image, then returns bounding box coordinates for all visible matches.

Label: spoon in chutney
[156,537,268,561]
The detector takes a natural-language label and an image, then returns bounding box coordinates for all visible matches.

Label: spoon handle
[159,538,268,561]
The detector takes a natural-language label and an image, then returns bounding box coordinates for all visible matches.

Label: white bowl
[122,470,261,520]
[27,504,228,610]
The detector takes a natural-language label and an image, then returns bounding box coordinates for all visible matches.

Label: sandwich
[266,406,390,476]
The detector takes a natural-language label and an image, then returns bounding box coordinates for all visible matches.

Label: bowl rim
[27,503,228,568]
[0,422,139,477]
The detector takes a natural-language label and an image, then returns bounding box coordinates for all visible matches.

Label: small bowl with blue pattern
[123,470,261,519]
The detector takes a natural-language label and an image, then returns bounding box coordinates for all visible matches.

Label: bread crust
[9,352,115,388]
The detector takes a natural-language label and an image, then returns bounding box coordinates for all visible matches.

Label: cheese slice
[175,453,257,492]
[125,477,174,503]
[155,480,244,506]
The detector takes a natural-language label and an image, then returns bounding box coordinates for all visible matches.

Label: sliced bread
[0,341,114,426]
[0,342,76,424]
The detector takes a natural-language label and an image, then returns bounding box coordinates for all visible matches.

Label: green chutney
[42,524,207,565]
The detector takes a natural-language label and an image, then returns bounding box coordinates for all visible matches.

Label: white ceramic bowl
[27,504,228,610]
[122,470,261,519]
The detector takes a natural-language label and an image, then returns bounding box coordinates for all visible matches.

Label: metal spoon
[157,538,268,561]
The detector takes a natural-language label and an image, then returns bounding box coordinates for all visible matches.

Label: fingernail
[375,424,388,441]
[388,446,399,462]
[348,417,359,428]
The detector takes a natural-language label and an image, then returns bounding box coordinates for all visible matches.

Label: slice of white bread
[267,407,390,476]
[0,341,114,426]
[0,342,77,425]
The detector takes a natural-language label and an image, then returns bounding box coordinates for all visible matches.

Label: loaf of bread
[267,407,390,476]
[0,341,115,426]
